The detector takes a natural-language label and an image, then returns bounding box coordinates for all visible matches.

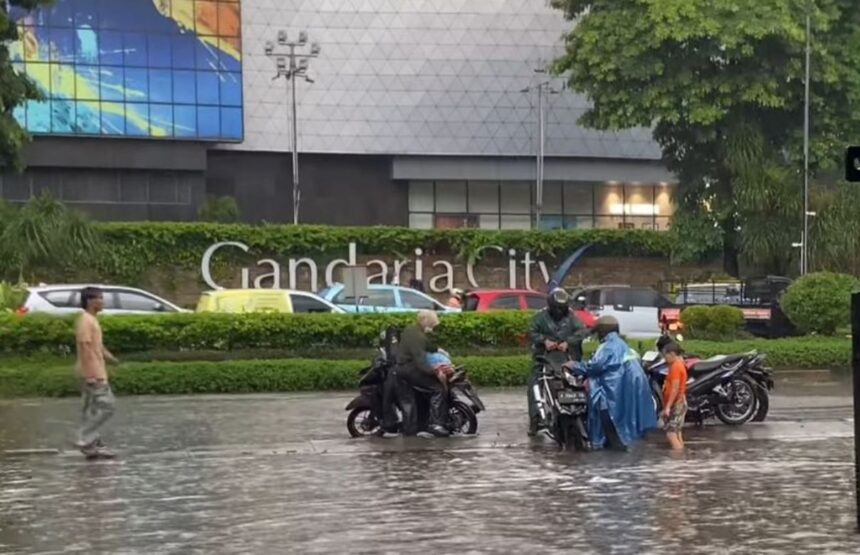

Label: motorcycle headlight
[564,371,581,387]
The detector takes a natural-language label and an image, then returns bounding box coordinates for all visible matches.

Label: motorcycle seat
[690,354,747,375]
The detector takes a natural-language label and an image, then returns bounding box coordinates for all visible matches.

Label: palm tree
[0,192,100,283]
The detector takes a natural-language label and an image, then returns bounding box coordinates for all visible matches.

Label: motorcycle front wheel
[751,382,770,422]
[715,377,757,426]
[347,407,381,438]
[448,402,478,435]
[557,415,589,451]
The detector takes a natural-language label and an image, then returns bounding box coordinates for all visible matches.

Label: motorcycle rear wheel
[715,377,757,426]
[448,402,478,435]
[347,408,381,438]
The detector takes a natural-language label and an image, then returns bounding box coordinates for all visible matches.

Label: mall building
[0,0,675,230]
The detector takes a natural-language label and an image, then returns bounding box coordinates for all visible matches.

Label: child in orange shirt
[661,342,688,450]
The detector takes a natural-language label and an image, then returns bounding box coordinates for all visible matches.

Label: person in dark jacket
[393,310,449,437]
[527,288,588,436]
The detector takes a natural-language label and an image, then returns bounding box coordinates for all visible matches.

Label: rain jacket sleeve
[562,315,589,348]
[571,341,613,377]
[529,311,551,351]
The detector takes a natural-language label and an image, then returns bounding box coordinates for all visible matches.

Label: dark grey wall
[206,150,406,226]
[2,137,406,225]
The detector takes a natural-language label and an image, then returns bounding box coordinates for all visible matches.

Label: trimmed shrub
[0,355,534,398]
[0,311,535,355]
[680,305,745,340]
[0,337,850,398]
[781,272,860,335]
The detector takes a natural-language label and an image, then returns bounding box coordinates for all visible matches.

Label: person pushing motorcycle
[566,316,658,450]
[527,288,588,436]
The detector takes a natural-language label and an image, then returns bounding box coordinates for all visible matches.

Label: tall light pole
[521,68,560,230]
[265,31,321,225]
[802,9,811,275]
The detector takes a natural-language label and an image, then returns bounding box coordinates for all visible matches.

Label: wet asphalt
[0,370,857,554]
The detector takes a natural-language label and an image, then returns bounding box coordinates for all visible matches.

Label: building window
[407,180,675,230]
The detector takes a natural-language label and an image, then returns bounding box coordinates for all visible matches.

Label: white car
[20,284,187,316]
[571,285,673,339]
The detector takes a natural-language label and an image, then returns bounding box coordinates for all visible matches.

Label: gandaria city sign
[200,241,555,293]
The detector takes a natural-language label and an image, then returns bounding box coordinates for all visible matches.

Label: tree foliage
[552,0,860,275]
[198,195,241,223]
[0,193,100,282]
[1,1,53,171]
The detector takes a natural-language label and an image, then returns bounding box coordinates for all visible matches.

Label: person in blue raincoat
[566,316,657,450]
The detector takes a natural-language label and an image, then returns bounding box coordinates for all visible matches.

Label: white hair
[416,309,440,330]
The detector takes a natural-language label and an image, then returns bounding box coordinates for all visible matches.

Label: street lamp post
[265,31,321,225]
[802,12,811,275]
[522,68,560,231]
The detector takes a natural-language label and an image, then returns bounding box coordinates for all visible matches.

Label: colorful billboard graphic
[8,0,243,140]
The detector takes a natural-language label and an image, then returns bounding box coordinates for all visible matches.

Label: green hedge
[781,272,859,335]
[89,223,673,283]
[0,336,850,398]
[680,305,745,340]
[0,355,533,398]
[0,312,536,354]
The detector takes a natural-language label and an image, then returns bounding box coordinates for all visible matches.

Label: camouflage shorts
[663,399,687,433]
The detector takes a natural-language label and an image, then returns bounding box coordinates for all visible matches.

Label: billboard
[8,0,243,140]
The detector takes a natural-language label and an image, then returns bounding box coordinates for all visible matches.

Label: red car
[463,289,597,327]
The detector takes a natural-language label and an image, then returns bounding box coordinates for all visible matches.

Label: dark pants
[527,364,542,433]
[396,366,448,436]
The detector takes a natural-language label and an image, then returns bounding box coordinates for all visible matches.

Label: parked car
[196,289,345,314]
[19,284,186,316]
[463,289,597,327]
[570,285,672,339]
[319,284,459,313]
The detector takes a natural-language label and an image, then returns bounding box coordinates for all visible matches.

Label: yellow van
[196,289,345,314]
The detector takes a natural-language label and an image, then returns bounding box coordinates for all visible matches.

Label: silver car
[21,285,187,316]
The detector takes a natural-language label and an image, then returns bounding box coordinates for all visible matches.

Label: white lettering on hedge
[324,242,357,286]
[255,259,281,289]
[465,245,504,289]
[366,260,389,284]
[429,261,454,293]
[200,241,552,292]
[201,241,250,290]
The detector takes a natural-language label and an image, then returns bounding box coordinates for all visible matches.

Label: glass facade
[409,181,674,230]
[8,0,243,140]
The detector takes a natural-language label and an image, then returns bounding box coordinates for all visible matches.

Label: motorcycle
[649,333,773,422]
[345,346,485,438]
[532,350,590,450]
[641,345,766,426]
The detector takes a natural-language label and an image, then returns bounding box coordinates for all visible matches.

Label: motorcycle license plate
[558,391,586,404]
[642,351,659,363]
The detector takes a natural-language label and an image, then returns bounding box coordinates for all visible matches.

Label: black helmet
[547,288,570,320]
[593,315,620,340]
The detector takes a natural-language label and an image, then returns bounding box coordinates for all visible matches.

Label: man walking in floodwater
[74,287,119,459]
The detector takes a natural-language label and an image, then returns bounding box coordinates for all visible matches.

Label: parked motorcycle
[641,345,766,426]
[532,350,590,450]
[649,333,773,422]
[345,346,485,438]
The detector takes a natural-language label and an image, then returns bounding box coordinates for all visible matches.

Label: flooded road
[1,371,857,553]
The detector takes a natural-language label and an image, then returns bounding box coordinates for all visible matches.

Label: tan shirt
[75,312,107,381]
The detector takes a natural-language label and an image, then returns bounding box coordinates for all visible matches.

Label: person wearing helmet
[527,288,588,436]
[446,288,464,309]
[566,315,658,450]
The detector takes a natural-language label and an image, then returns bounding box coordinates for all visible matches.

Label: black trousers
[396,366,448,436]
